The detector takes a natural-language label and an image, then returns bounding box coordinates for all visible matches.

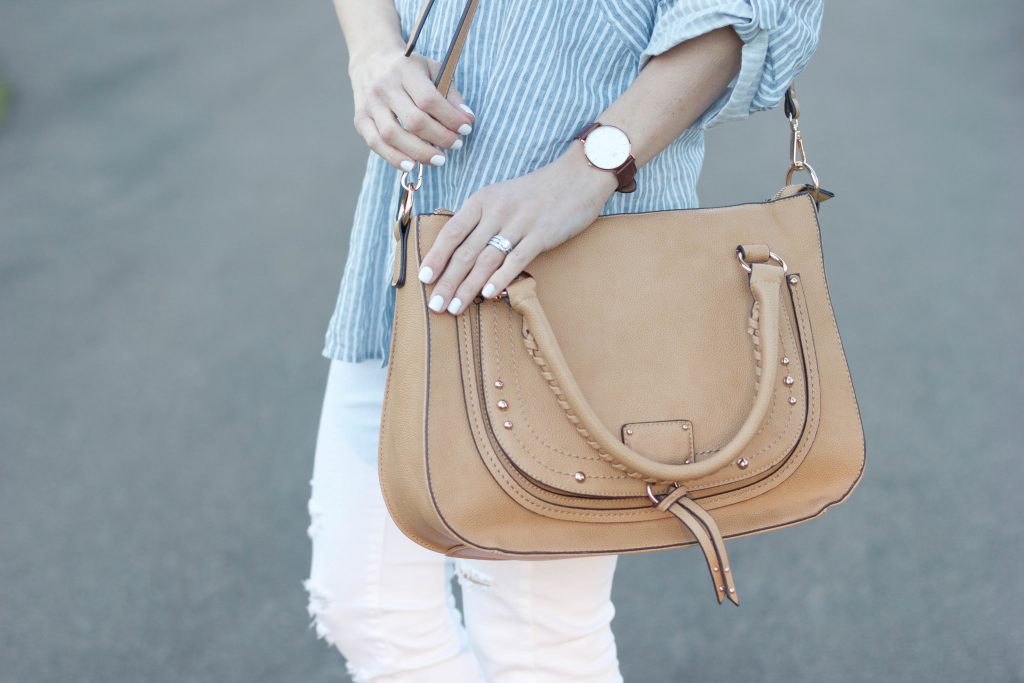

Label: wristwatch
[574,122,637,193]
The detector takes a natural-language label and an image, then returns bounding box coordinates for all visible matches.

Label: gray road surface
[1,1,1021,681]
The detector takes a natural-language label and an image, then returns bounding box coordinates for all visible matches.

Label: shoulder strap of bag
[405,0,480,99]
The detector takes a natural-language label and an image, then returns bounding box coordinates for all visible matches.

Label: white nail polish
[481,283,496,298]
[450,138,463,150]
[446,297,462,314]
[458,123,473,135]
[418,266,433,283]
[400,159,415,172]
[430,154,446,167]
[428,294,445,312]
[459,103,474,116]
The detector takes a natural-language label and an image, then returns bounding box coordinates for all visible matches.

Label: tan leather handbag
[379,0,865,606]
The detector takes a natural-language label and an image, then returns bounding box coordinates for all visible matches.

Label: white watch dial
[583,125,631,170]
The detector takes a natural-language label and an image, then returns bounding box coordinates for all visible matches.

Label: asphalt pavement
[0,1,1021,681]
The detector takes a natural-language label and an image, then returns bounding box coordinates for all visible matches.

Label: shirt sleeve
[639,0,824,130]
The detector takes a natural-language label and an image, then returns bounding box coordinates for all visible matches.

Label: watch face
[583,125,631,170]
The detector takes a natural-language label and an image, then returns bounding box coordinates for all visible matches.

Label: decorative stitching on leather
[485,305,634,483]
[520,324,656,482]
[481,267,803,490]
[458,303,660,522]
[701,273,822,506]
[498,304,603,465]
[471,309,636,505]
[691,292,803,459]
[748,299,762,394]
[691,286,806,489]
[806,196,867,457]
[378,217,442,551]
[514,270,792,485]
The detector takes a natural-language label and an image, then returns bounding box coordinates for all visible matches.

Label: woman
[305,0,823,680]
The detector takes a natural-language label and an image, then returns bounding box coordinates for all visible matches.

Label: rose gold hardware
[684,458,692,464]
[781,356,790,365]
[625,428,634,436]
[574,471,586,483]
[789,275,800,285]
[497,399,509,410]
[682,424,690,430]
[784,85,821,192]
[736,457,749,469]
[784,375,795,386]
[789,396,798,405]
[494,380,504,389]
[503,420,513,429]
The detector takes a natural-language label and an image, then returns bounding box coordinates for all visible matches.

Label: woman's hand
[417,145,619,315]
[348,47,475,172]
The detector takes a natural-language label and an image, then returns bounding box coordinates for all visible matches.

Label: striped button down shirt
[323,0,824,366]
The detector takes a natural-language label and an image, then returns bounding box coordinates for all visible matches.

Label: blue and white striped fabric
[323,0,824,366]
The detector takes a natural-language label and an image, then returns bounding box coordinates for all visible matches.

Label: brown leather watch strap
[616,158,637,193]
[574,122,637,194]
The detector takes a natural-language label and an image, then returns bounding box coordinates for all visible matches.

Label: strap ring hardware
[736,247,788,274]
[397,164,425,225]
[647,482,681,505]
[784,84,821,194]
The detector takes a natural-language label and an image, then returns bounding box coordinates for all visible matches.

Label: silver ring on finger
[486,234,514,255]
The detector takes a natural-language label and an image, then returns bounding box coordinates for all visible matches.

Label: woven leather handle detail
[505,261,787,484]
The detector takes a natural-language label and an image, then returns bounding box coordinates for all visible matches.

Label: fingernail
[418,266,434,283]
[457,123,473,135]
[459,103,474,117]
[450,138,463,150]
[428,294,445,312]
[481,283,496,298]
[400,159,415,172]
[430,154,446,167]
[446,297,462,314]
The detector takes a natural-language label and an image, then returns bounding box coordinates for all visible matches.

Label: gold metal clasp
[783,85,820,193]
[396,163,424,225]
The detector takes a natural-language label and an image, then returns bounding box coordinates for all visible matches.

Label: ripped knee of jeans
[306,498,325,539]
[454,561,494,592]
[302,578,336,646]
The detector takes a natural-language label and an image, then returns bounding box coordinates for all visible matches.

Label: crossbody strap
[405,0,480,99]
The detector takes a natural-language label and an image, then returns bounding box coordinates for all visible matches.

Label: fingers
[428,233,538,316]
[402,77,474,143]
[351,51,476,171]
[420,211,538,318]
[371,102,449,168]
[445,84,473,123]
[389,88,462,152]
[446,238,517,314]
[417,199,482,287]
[479,237,539,304]
[353,114,416,171]
[423,214,501,314]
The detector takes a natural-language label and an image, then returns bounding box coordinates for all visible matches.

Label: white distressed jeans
[304,359,624,682]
